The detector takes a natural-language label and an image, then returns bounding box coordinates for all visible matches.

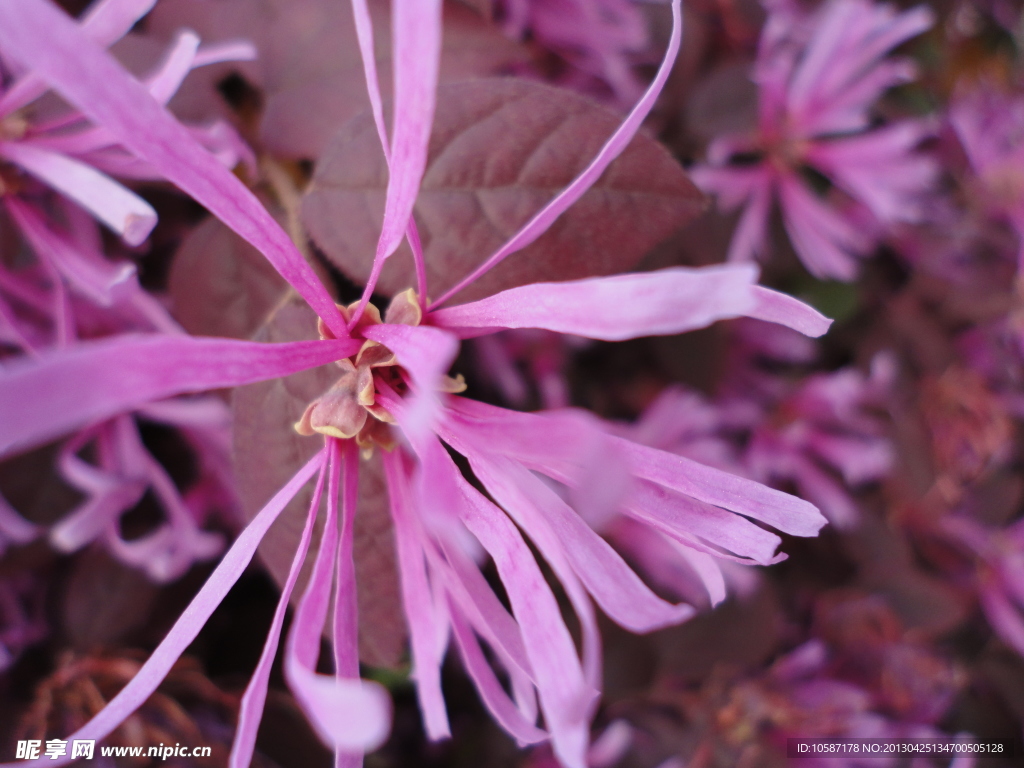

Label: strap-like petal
[0,334,359,456]
[0,141,157,246]
[430,266,760,341]
[352,0,442,313]
[230,457,327,768]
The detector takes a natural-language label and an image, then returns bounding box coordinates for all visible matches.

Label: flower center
[294,288,465,453]
[766,133,810,172]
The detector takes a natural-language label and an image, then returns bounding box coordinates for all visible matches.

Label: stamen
[297,288,461,450]
[384,288,423,327]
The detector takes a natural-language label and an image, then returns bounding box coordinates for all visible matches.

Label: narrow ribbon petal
[0,141,157,246]
[50,483,146,553]
[383,449,451,740]
[379,0,442,261]
[439,396,623,488]
[334,440,361,679]
[616,527,729,607]
[448,606,548,746]
[349,0,429,304]
[351,0,442,317]
[430,265,759,341]
[616,438,828,537]
[625,480,784,565]
[403,433,545,739]
[333,441,364,768]
[440,450,595,768]
[145,29,200,105]
[748,286,833,338]
[466,452,599,768]
[193,39,259,67]
[286,667,392,753]
[0,334,358,456]
[434,537,535,685]
[284,441,392,753]
[229,457,327,768]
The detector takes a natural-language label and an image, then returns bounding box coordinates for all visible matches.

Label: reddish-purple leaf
[0,444,82,527]
[231,295,406,667]
[685,59,758,144]
[148,0,529,158]
[845,513,969,636]
[302,78,707,304]
[653,582,785,683]
[168,216,290,340]
[452,0,493,17]
[62,548,160,649]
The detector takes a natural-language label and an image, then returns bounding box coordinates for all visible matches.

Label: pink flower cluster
[0,1,833,766]
[693,0,937,280]
[0,0,1023,766]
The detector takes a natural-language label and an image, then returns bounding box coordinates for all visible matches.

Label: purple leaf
[302,78,706,304]
[147,0,529,159]
[0,444,82,527]
[685,59,758,143]
[62,548,160,649]
[232,296,406,667]
[168,216,289,339]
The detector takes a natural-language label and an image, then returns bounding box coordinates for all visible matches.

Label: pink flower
[941,515,1024,660]
[752,639,960,768]
[692,0,936,281]
[0,1,832,766]
[949,83,1024,266]
[0,0,254,356]
[0,0,253,247]
[48,400,234,583]
[0,194,242,581]
[498,0,651,107]
[0,196,180,354]
[743,354,896,529]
